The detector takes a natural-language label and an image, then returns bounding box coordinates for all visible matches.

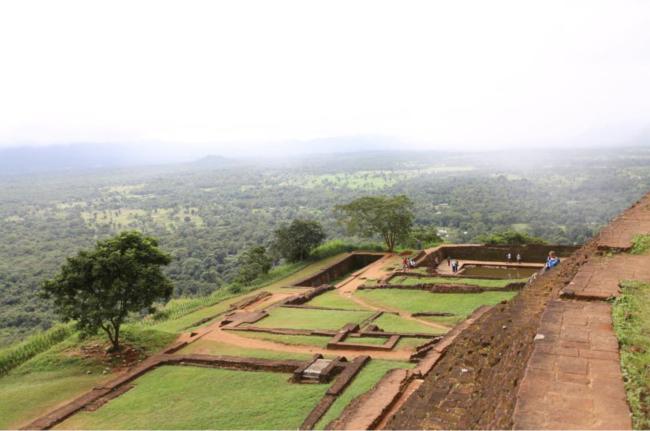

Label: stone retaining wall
[419,244,578,267]
[293,252,385,287]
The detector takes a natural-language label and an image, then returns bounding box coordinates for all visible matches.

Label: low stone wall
[300,356,370,430]
[293,252,385,287]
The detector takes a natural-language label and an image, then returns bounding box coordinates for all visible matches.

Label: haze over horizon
[1,0,650,159]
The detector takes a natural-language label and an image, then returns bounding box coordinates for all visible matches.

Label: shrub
[630,234,650,255]
[310,239,385,260]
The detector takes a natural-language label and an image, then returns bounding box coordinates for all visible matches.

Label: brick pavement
[513,299,631,429]
[598,193,650,250]
[561,254,650,300]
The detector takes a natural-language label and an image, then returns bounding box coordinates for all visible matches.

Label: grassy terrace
[175,339,315,360]
[387,275,526,288]
[356,289,516,322]
[0,327,175,429]
[144,253,354,334]
[613,280,650,429]
[253,308,374,331]
[306,290,368,310]
[234,331,331,348]
[372,313,446,335]
[55,366,329,430]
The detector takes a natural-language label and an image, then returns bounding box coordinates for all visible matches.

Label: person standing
[516,253,522,264]
[506,252,512,263]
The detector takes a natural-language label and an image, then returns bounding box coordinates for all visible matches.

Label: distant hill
[0,144,137,175]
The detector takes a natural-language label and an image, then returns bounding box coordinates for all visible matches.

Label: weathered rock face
[386,241,595,430]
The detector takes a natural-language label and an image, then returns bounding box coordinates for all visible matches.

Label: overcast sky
[0,0,649,156]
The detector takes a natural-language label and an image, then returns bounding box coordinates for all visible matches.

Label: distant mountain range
[0,136,402,175]
[0,144,143,175]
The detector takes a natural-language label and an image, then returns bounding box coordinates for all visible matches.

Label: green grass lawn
[255,308,374,331]
[388,275,525,288]
[613,280,650,429]
[175,339,314,360]
[356,289,516,317]
[396,337,429,350]
[0,367,109,429]
[234,331,331,348]
[343,336,388,346]
[371,313,447,335]
[314,360,413,429]
[419,314,465,326]
[149,296,243,333]
[306,290,369,310]
[0,326,175,429]
[56,366,329,430]
[144,253,353,334]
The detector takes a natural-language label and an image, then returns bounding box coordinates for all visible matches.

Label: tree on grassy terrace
[476,230,547,245]
[235,246,272,285]
[272,219,326,262]
[41,231,173,352]
[335,195,414,251]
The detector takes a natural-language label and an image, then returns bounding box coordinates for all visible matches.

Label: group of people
[505,252,523,264]
[401,256,417,271]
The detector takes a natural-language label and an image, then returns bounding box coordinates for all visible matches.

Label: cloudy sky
[0,0,649,155]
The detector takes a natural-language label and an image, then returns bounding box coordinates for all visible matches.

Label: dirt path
[336,255,451,332]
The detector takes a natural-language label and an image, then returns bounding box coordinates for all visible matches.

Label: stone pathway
[513,300,631,429]
[598,193,650,250]
[562,254,650,300]
[513,193,650,430]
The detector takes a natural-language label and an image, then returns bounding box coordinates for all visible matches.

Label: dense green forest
[1,147,650,346]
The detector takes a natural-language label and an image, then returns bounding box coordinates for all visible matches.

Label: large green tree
[41,231,173,351]
[335,195,414,251]
[272,219,326,262]
[235,246,272,285]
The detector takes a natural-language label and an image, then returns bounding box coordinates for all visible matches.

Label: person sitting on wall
[545,251,560,270]
[409,258,416,268]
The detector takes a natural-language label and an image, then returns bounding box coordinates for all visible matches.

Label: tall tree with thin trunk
[41,231,173,351]
[335,195,414,251]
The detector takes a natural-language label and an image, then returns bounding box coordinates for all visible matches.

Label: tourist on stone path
[402,257,409,271]
[516,253,522,264]
[545,251,560,270]
[506,252,512,263]
[451,259,459,273]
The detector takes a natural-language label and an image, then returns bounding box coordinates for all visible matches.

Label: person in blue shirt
[545,251,560,270]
